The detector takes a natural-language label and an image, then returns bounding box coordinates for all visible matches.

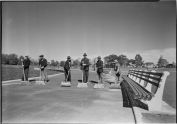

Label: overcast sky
[2,1,176,63]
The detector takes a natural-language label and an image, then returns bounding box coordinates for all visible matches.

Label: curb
[2,73,64,86]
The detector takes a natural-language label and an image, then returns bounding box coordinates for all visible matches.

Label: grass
[2,64,63,81]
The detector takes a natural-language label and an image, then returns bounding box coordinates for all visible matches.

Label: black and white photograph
[1,0,176,123]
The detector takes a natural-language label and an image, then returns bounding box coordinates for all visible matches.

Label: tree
[117,54,129,67]
[135,54,143,67]
[30,59,39,66]
[8,54,19,65]
[157,56,169,68]
[128,59,135,65]
[104,54,118,64]
[50,60,59,67]
[172,62,176,68]
[72,59,80,68]
[60,61,65,67]
[2,54,9,64]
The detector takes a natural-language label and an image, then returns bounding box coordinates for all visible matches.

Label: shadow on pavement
[89,80,98,84]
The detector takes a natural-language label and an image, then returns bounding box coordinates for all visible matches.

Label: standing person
[96,56,103,83]
[80,53,90,83]
[39,55,49,82]
[21,56,31,81]
[64,56,71,82]
[114,60,121,81]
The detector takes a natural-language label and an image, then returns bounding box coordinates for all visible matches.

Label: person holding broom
[21,56,31,81]
[80,53,90,83]
[114,60,121,81]
[39,55,49,82]
[96,56,103,83]
[64,56,71,82]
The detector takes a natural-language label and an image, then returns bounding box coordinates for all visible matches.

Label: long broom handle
[39,67,42,81]
[82,69,83,83]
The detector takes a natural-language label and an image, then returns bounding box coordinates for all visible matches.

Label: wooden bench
[121,69,170,123]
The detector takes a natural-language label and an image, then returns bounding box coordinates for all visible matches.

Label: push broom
[77,69,88,88]
[61,70,71,87]
[94,73,104,89]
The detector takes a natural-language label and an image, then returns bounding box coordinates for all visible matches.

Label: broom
[94,71,104,89]
[77,69,88,88]
[61,70,71,87]
[35,67,45,85]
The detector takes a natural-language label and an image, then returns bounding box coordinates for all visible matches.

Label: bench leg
[132,107,143,124]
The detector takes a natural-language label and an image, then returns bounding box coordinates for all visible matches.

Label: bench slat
[122,75,143,99]
[121,81,149,110]
[130,72,162,82]
[122,75,152,101]
[130,73,159,87]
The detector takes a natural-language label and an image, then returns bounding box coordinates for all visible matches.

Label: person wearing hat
[21,56,31,81]
[96,56,104,83]
[114,60,121,81]
[39,55,49,82]
[80,53,90,83]
[64,56,71,82]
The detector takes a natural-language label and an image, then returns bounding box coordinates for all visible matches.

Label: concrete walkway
[2,70,176,123]
[2,70,135,123]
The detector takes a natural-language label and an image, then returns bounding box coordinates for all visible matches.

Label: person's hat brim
[39,55,44,57]
[83,53,87,56]
[67,56,71,59]
[98,56,101,59]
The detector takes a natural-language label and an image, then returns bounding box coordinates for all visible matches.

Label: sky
[2,1,176,63]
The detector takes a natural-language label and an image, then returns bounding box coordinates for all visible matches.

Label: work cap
[83,53,87,56]
[39,55,44,57]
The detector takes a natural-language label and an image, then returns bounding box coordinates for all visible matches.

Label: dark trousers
[116,72,120,81]
[22,68,29,81]
[97,70,103,83]
[64,69,71,81]
[83,70,89,83]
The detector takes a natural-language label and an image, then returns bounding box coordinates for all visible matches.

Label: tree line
[103,54,176,68]
[1,53,81,68]
[1,53,176,68]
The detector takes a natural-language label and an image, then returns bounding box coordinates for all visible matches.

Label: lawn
[2,64,62,81]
